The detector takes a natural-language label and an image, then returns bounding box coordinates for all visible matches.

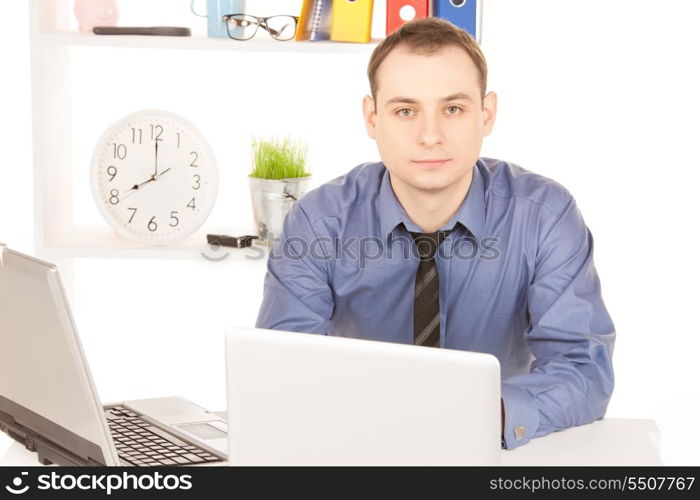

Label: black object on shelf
[207,234,259,248]
[93,26,192,36]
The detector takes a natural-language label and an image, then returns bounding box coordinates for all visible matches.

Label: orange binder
[386,1,430,36]
[331,0,374,43]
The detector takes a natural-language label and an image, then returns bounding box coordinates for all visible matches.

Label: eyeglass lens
[264,16,297,40]
[226,15,258,40]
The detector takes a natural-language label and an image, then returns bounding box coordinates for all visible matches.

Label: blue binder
[433,0,480,42]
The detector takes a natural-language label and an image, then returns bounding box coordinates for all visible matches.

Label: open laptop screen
[0,244,116,465]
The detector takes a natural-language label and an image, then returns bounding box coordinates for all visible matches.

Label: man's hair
[367,17,488,109]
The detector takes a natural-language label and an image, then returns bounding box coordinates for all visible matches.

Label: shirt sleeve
[501,196,616,450]
[255,202,334,335]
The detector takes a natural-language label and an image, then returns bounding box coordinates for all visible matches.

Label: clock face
[90,110,218,244]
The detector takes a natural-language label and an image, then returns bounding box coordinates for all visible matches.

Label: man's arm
[501,196,615,449]
[255,203,334,334]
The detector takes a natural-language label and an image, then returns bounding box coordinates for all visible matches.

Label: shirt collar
[377,161,486,239]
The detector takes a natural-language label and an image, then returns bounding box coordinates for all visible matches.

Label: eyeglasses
[223,14,299,41]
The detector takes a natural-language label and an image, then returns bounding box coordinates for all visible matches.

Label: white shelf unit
[39,31,383,53]
[29,0,379,294]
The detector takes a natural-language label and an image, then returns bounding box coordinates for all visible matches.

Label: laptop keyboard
[105,405,224,467]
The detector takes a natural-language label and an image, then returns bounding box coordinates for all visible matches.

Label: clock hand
[118,165,172,202]
[119,174,156,201]
[115,164,172,203]
[154,140,159,178]
[156,167,171,178]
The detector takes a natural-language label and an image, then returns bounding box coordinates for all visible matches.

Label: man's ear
[482,91,498,137]
[362,95,377,140]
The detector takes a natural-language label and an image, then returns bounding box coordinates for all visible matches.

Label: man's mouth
[412,159,451,168]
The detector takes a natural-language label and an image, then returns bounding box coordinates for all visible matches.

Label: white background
[1,0,699,465]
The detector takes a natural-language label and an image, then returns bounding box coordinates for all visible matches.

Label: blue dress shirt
[255,157,615,450]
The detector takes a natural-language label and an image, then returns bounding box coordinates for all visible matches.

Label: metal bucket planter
[249,176,311,244]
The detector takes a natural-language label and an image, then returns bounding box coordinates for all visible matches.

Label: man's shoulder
[479,157,574,218]
[296,161,384,223]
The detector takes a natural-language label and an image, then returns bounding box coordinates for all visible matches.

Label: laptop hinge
[0,396,108,466]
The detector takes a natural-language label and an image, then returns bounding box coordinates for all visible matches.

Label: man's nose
[417,113,445,147]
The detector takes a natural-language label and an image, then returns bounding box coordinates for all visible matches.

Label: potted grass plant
[249,136,311,244]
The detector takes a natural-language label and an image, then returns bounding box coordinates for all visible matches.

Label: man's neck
[391,168,474,233]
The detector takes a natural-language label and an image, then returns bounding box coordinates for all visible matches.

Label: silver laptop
[0,243,227,467]
[225,326,503,465]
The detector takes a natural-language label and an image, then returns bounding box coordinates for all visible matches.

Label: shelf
[29,0,365,275]
[39,32,381,54]
[44,225,270,262]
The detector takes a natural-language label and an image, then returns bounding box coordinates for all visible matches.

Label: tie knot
[409,230,451,259]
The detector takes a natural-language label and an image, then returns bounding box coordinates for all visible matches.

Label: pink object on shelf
[74,0,119,32]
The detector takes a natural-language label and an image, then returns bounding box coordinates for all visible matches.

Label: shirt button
[514,425,526,440]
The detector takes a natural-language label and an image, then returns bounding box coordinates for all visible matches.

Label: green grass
[250,136,310,179]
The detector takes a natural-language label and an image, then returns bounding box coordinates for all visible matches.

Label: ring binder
[295,0,334,41]
[433,0,482,43]
[386,1,430,36]
[331,0,374,43]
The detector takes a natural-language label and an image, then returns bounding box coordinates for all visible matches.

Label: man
[256,18,615,450]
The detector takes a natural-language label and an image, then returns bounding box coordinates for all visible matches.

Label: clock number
[187,197,196,211]
[148,216,158,232]
[127,207,137,223]
[130,128,143,144]
[107,165,117,182]
[192,174,201,190]
[177,132,181,149]
[150,124,163,141]
[169,211,180,227]
[113,143,127,160]
[189,151,199,167]
[109,189,119,205]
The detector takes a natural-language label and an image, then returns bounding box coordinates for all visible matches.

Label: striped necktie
[409,229,451,348]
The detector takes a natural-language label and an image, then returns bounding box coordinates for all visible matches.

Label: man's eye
[447,106,463,114]
[397,109,413,117]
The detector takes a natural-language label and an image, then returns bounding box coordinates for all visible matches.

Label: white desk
[501,418,661,466]
[1,418,660,466]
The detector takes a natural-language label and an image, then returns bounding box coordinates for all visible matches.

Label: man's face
[363,44,497,194]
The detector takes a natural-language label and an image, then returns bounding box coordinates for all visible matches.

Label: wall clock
[90,110,218,245]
